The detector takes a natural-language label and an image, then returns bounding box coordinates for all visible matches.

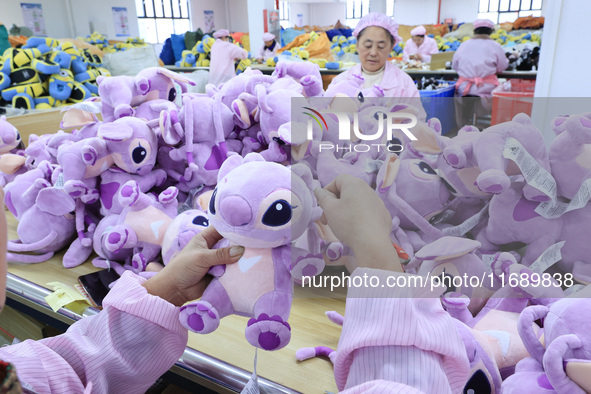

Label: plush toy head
[161,209,210,265]
[0,116,22,154]
[97,117,158,175]
[209,153,313,248]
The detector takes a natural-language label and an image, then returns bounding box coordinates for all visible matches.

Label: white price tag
[535,179,591,219]
[481,254,498,269]
[528,241,565,273]
[54,173,65,189]
[241,349,260,394]
[502,138,557,201]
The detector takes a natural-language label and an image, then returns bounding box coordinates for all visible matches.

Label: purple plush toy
[97,67,195,121]
[272,61,324,97]
[179,153,318,351]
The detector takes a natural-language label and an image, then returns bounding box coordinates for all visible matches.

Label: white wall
[190,0,229,32]
[0,0,138,39]
[0,0,72,38]
[531,0,591,143]
[228,0,249,32]
[392,0,438,25]
[71,0,139,39]
[289,2,310,27]
[440,0,479,24]
[309,3,346,27]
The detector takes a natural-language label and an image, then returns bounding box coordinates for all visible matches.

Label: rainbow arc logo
[303,107,328,131]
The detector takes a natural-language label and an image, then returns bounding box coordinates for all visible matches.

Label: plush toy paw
[179,301,221,334]
[80,188,100,204]
[242,137,262,155]
[160,110,184,145]
[441,292,471,310]
[118,181,141,207]
[158,186,179,204]
[64,180,90,198]
[131,253,148,272]
[476,169,510,194]
[114,104,134,119]
[245,313,291,351]
[300,75,315,86]
[291,253,324,282]
[522,184,551,202]
[325,242,345,262]
[81,145,99,166]
[207,265,226,277]
[103,226,134,253]
[442,145,468,169]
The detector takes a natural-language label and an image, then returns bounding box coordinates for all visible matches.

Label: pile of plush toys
[176,34,215,67]
[330,35,357,58]
[0,36,110,109]
[2,61,591,392]
[82,31,148,53]
[266,31,322,67]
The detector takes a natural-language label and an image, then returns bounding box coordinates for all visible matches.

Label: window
[386,0,394,17]
[279,1,290,29]
[478,0,542,24]
[136,0,191,44]
[346,0,371,29]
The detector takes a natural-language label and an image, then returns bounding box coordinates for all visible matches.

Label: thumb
[314,188,337,210]
[200,245,245,268]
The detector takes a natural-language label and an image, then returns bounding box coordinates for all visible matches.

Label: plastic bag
[103,46,160,76]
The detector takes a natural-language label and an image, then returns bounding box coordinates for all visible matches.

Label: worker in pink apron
[402,25,439,63]
[208,29,249,87]
[452,19,509,98]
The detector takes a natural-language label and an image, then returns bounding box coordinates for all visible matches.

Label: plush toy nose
[220,195,252,226]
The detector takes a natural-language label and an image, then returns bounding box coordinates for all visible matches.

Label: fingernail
[230,246,245,257]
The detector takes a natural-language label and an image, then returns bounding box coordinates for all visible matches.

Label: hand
[414,53,423,61]
[314,175,402,272]
[142,227,244,306]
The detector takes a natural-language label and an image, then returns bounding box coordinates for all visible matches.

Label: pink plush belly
[219,248,275,315]
[85,156,114,178]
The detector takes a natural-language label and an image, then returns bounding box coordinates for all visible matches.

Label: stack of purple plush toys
[1,61,591,393]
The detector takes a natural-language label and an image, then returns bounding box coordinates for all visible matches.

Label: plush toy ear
[242,152,265,164]
[518,305,550,365]
[60,108,97,128]
[157,67,197,86]
[28,133,39,143]
[565,359,591,393]
[0,154,26,174]
[415,236,481,261]
[512,113,532,125]
[98,121,133,141]
[217,153,244,181]
[36,188,76,215]
[427,117,442,135]
[457,125,479,135]
[378,154,401,191]
[291,163,319,192]
[410,122,443,154]
[96,75,106,86]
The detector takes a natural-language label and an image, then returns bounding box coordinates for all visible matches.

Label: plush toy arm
[300,75,324,97]
[518,305,550,365]
[81,138,108,166]
[543,334,586,394]
[291,247,325,284]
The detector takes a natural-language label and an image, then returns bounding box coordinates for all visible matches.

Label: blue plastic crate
[419,82,456,135]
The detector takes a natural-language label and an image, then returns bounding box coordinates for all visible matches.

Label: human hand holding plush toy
[314,174,401,272]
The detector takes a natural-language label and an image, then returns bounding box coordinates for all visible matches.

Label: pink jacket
[328,62,426,120]
[259,44,278,61]
[452,37,509,97]
[402,36,439,63]
[209,40,248,87]
[0,271,188,393]
[335,268,470,393]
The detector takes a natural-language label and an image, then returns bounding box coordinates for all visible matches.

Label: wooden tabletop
[6,212,345,393]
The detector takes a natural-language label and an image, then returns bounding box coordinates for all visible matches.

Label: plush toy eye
[192,215,209,227]
[132,143,147,164]
[272,136,286,146]
[168,87,176,102]
[209,188,217,214]
[59,70,69,77]
[388,137,403,154]
[463,370,491,394]
[16,132,20,141]
[262,199,292,227]
[357,92,365,103]
[417,161,437,175]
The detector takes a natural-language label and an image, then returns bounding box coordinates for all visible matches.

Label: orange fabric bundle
[513,16,544,30]
[8,35,27,47]
[277,32,334,61]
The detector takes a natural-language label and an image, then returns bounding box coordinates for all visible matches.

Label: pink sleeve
[232,44,248,60]
[0,271,188,394]
[422,39,439,64]
[402,39,413,62]
[496,44,509,73]
[333,268,469,393]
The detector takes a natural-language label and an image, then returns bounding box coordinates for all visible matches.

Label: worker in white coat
[258,32,279,62]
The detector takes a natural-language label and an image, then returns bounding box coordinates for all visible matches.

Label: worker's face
[221,36,230,42]
[412,35,425,46]
[357,27,393,72]
[264,39,274,47]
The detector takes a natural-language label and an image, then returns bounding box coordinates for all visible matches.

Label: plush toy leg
[246,291,292,351]
[63,237,94,268]
[441,292,473,324]
[502,357,557,394]
[260,139,288,163]
[300,75,323,98]
[291,249,324,284]
[179,280,232,334]
[296,346,336,363]
[476,169,511,194]
[103,225,138,253]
